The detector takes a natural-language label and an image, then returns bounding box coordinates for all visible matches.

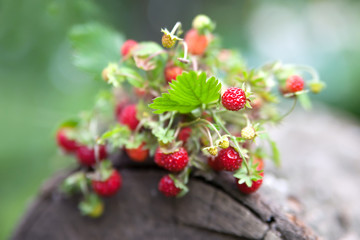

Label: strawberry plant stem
[211,111,251,175]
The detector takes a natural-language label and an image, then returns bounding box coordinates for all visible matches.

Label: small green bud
[218,138,229,149]
[309,81,325,94]
[207,146,218,156]
[192,14,215,34]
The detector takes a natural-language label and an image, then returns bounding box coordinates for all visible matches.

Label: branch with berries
[55,15,325,217]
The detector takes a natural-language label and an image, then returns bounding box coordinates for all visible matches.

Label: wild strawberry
[101,68,109,82]
[237,173,264,194]
[222,87,247,111]
[125,142,149,162]
[158,175,181,197]
[218,147,242,171]
[121,39,138,57]
[184,29,208,55]
[206,146,218,156]
[76,145,107,166]
[309,81,325,94]
[162,34,176,48]
[92,170,122,197]
[253,158,264,171]
[286,75,304,93]
[164,65,183,83]
[154,147,189,172]
[154,147,165,167]
[134,87,146,97]
[56,128,78,153]
[118,104,139,131]
[218,137,229,149]
[208,156,223,171]
[115,99,129,118]
[241,126,256,140]
[178,127,192,144]
[251,97,263,110]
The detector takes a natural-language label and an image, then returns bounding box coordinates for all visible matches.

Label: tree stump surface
[11,107,360,240]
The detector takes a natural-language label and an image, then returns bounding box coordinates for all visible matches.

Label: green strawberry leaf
[98,125,131,147]
[149,71,222,113]
[69,22,124,78]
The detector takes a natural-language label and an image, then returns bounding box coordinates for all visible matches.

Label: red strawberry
[286,75,304,93]
[154,147,189,172]
[125,142,149,162]
[218,147,243,171]
[236,158,264,194]
[118,104,139,131]
[237,173,264,194]
[158,175,181,197]
[121,39,138,57]
[164,65,183,83]
[115,98,129,119]
[222,87,247,111]
[208,156,223,171]
[154,147,165,167]
[92,170,122,197]
[178,127,192,144]
[56,128,78,153]
[134,87,146,97]
[76,145,107,166]
[253,158,264,171]
[185,29,209,55]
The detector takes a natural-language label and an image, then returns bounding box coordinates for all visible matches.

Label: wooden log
[11,155,318,240]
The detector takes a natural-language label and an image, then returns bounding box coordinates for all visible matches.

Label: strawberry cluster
[55,15,324,217]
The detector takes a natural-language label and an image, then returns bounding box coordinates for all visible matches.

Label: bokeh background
[1,0,360,238]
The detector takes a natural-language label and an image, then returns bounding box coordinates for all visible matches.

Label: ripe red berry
[218,147,243,171]
[56,128,78,153]
[236,173,264,194]
[76,145,107,166]
[121,39,138,57]
[92,170,122,197]
[125,142,149,162]
[154,147,189,172]
[164,65,183,83]
[178,127,192,144]
[208,156,223,171]
[134,87,146,97]
[118,104,139,131]
[154,147,165,167]
[158,175,181,197]
[222,87,247,111]
[286,75,304,93]
[184,29,208,55]
[253,158,264,171]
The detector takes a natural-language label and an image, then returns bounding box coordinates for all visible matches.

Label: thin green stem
[199,119,222,138]
[170,22,181,35]
[277,97,297,122]
[165,112,175,133]
[210,110,251,175]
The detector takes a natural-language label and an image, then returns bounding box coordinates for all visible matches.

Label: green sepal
[78,193,104,218]
[233,164,263,187]
[61,172,87,195]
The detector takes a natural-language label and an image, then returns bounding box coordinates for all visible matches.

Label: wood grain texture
[12,162,318,240]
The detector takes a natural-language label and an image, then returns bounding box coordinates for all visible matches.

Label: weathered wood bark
[12,152,318,240]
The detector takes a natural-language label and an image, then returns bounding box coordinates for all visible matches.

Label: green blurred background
[1,0,359,238]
